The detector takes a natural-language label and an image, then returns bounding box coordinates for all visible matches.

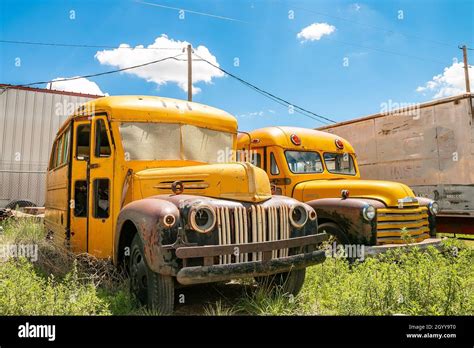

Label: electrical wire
[293,5,460,49]
[193,52,336,124]
[0,39,183,50]
[0,54,185,94]
[134,0,247,23]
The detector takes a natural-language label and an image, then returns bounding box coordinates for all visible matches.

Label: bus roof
[59,95,237,134]
[238,126,356,153]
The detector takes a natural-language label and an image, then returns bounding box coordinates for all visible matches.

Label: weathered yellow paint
[296,179,416,208]
[135,162,271,203]
[59,95,238,134]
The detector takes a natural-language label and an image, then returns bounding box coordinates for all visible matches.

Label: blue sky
[1,0,473,130]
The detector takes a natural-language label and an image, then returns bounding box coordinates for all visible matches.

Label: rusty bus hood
[134,162,272,203]
[294,179,417,207]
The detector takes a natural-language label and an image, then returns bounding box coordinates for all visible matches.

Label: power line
[293,5,459,49]
[325,37,447,65]
[2,37,448,65]
[193,52,336,125]
[134,0,247,23]
[0,39,182,50]
[0,53,185,94]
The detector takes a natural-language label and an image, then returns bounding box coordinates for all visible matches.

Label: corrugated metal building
[0,84,100,207]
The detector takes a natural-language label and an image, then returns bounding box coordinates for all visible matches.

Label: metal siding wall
[0,89,95,207]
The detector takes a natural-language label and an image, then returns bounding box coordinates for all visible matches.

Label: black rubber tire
[129,233,174,314]
[255,268,306,296]
[317,222,350,245]
[5,199,36,210]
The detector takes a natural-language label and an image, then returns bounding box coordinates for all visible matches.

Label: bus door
[87,116,114,258]
[69,119,90,253]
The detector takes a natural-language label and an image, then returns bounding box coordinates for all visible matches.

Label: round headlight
[362,205,376,221]
[429,201,439,215]
[189,205,216,233]
[290,205,308,228]
[163,214,176,228]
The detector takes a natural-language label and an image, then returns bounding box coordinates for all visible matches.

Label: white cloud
[237,109,275,119]
[297,23,336,42]
[94,34,224,95]
[46,77,106,95]
[416,61,473,98]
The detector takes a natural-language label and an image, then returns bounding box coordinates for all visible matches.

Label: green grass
[199,239,474,316]
[298,241,473,315]
[0,259,110,315]
[0,218,127,315]
[1,219,473,316]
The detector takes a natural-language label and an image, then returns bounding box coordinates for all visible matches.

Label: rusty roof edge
[317,93,474,130]
[0,83,104,99]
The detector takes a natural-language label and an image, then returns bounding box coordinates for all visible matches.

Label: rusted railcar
[318,94,474,234]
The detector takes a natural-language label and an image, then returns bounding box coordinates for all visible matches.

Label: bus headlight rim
[362,205,376,221]
[189,204,216,233]
[289,204,309,228]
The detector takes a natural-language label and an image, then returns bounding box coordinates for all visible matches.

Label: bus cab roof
[238,126,356,153]
[59,95,237,134]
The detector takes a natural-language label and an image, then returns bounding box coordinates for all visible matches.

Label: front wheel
[255,268,306,296]
[129,233,174,314]
[317,222,350,245]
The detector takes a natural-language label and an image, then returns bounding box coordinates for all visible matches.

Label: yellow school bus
[238,127,441,252]
[44,97,325,313]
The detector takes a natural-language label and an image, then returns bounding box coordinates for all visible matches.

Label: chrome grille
[217,205,291,264]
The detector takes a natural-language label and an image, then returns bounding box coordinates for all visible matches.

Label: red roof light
[290,134,301,145]
[335,138,344,149]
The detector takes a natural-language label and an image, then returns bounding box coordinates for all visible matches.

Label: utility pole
[460,45,471,93]
[187,44,193,101]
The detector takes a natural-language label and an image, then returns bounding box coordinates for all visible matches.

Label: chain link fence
[0,160,47,208]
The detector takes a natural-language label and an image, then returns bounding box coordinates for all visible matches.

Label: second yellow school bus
[238,126,441,252]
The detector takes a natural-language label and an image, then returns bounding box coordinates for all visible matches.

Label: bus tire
[129,233,174,314]
[317,222,350,245]
[5,199,36,210]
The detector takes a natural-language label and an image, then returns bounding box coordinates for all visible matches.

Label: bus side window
[252,153,262,168]
[95,119,111,158]
[93,179,110,218]
[76,124,91,160]
[61,129,70,164]
[49,139,59,170]
[270,153,280,175]
[74,180,88,217]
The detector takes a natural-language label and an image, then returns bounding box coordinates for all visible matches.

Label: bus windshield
[323,153,356,175]
[285,151,324,174]
[118,122,234,163]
